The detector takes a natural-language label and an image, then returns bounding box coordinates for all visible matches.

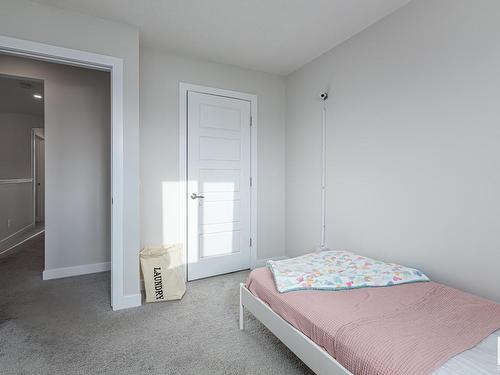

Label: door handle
[190,193,205,200]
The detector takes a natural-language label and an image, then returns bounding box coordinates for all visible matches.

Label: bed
[239,267,500,375]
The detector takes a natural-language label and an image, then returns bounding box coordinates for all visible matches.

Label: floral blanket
[267,250,429,293]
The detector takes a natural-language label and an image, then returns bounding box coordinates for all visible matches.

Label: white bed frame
[239,283,352,375]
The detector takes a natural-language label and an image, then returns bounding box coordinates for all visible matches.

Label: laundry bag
[140,244,186,303]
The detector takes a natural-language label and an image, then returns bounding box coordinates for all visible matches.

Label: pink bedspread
[246,268,500,375]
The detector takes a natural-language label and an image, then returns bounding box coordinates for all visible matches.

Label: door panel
[199,104,242,131]
[199,169,240,192]
[201,200,241,225]
[187,91,251,280]
[200,231,241,258]
[199,136,241,161]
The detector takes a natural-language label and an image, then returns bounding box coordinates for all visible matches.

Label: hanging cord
[320,100,327,250]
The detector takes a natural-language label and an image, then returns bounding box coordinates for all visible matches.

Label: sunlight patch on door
[200,230,241,258]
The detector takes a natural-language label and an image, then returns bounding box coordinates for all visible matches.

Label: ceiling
[31,0,411,75]
[0,75,44,116]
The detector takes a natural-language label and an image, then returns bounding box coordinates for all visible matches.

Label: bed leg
[239,283,244,330]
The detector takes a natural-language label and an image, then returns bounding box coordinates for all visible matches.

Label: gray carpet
[0,234,313,375]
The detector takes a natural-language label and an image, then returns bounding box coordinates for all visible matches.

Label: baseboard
[43,261,111,280]
[112,293,142,311]
[253,256,288,269]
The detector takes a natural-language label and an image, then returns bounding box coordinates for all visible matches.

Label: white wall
[0,182,33,243]
[0,113,42,178]
[0,0,140,297]
[140,48,286,263]
[286,0,500,302]
[0,112,42,243]
[0,54,111,269]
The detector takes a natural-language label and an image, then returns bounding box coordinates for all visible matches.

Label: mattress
[434,329,499,375]
[247,267,500,375]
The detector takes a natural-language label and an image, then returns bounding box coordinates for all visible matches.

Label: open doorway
[0,53,113,306]
[0,35,131,310]
[0,74,45,255]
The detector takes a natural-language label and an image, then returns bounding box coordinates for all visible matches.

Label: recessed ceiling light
[33,94,43,100]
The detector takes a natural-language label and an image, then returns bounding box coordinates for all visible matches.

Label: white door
[187,91,252,281]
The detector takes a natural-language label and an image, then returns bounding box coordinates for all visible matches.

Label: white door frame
[32,128,45,223]
[0,35,128,311]
[179,83,258,278]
